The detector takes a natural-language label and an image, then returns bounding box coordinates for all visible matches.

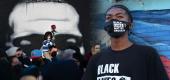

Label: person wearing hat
[6,47,24,80]
[6,47,22,67]
[30,49,44,68]
[6,47,19,57]
[6,47,31,67]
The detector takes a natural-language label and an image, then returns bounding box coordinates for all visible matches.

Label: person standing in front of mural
[82,5,168,80]
[41,31,55,52]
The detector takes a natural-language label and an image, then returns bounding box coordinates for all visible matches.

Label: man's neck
[110,36,133,51]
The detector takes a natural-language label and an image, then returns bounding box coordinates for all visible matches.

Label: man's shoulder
[133,44,158,56]
[133,44,156,51]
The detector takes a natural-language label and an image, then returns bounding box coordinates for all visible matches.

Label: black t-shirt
[82,44,168,80]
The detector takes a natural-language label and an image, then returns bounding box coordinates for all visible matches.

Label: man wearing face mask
[82,5,168,80]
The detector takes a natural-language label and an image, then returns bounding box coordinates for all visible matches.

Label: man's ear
[128,22,133,30]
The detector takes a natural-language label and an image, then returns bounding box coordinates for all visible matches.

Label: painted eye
[67,38,76,43]
[20,40,31,46]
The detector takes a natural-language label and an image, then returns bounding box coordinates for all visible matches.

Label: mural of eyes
[12,34,83,55]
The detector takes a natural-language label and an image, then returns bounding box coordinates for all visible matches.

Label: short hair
[48,45,59,51]
[105,5,133,23]
[90,41,100,48]
[43,31,53,40]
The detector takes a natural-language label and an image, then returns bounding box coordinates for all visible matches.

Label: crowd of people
[0,4,169,80]
[0,25,101,80]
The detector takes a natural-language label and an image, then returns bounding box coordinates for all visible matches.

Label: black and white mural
[0,0,91,55]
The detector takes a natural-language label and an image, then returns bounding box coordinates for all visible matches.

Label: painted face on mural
[8,1,84,54]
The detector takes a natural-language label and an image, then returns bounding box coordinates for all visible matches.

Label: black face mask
[104,19,130,38]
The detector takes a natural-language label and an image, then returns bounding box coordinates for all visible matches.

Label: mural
[131,9,170,77]
[0,0,91,55]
